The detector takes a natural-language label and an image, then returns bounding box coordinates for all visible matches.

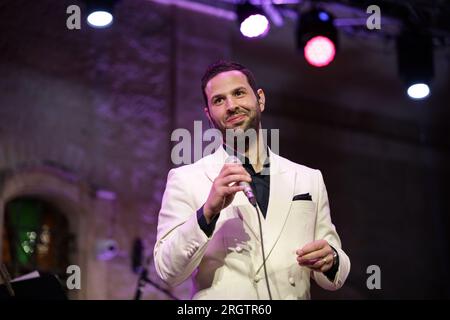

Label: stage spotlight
[237,2,270,38]
[304,35,336,67]
[407,83,430,99]
[297,9,338,67]
[86,0,115,28]
[397,32,434,100]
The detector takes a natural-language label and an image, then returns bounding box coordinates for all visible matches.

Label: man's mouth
[226,114,247,124]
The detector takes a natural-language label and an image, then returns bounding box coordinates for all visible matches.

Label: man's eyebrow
[233,86,247,92]
[210,87,248,102]
[210,93,225,102]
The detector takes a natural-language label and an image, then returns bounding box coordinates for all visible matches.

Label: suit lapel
[203,147,228,182]
[232,197,262,243]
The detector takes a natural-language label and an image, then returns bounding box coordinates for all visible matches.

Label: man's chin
[225,125,249,134]
[226,119,252,131]
[224,125,259,138]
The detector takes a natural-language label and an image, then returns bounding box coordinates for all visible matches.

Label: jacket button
[254,275,261,283]
[288,277,295,286]
[235,246,243,253]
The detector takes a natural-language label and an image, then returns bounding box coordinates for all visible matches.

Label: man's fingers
[222,185,245,196]
[296,240,333,269]
[320,262,332,273]
[221,174,252,186]
[220,164,250,178]
[318,253,333,272]
[298,247,330,262]
[297,252,333,272]
[220,163,243,174]
[296,239,328,256]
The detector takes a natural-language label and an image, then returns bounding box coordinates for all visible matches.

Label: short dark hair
[201,60,258,107]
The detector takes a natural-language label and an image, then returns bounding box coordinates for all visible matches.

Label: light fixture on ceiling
[297,8,338,67]
[86,0,116,28]
[397,32,434,100]
[236,1,270,39]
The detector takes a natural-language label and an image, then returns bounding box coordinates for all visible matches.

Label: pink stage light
[304,35,336,67]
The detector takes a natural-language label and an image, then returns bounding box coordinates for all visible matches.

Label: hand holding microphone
[225,156,257,207]
[203,156,255,223]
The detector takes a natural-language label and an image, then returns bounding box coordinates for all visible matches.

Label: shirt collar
[222,144,270,174]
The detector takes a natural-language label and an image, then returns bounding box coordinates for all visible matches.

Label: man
[154,60,350,299]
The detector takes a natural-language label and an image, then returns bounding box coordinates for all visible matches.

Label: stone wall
[1,0,172,299]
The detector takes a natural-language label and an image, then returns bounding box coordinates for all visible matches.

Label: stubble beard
[221,106,261,153]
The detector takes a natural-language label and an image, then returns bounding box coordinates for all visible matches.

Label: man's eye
[235,90,244,96]
[214,97,224,104]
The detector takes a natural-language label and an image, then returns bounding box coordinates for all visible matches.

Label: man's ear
[257,89,265,112]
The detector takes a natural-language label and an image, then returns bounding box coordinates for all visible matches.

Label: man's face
[204,70,265,136]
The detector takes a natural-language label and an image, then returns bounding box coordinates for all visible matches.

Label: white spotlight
[407,83,430,100]
[87,11,113,28]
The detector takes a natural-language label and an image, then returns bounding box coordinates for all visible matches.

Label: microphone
[225,155,257,207]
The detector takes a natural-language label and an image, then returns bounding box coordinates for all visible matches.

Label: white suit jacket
[154,147,350,299]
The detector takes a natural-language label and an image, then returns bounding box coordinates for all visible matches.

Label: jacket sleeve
[311,170,351,290]
[153,168,210,287]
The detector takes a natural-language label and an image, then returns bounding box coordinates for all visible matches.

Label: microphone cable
[252,202,273,300]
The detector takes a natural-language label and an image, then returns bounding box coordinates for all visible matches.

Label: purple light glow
[96,189,117,201]
[304,36,336,67]
[240,14,270,38]
[318,11,330,22]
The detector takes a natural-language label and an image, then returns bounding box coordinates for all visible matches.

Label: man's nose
[225,97,238,112]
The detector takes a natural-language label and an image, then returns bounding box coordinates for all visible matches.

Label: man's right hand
[203,163,252,223]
